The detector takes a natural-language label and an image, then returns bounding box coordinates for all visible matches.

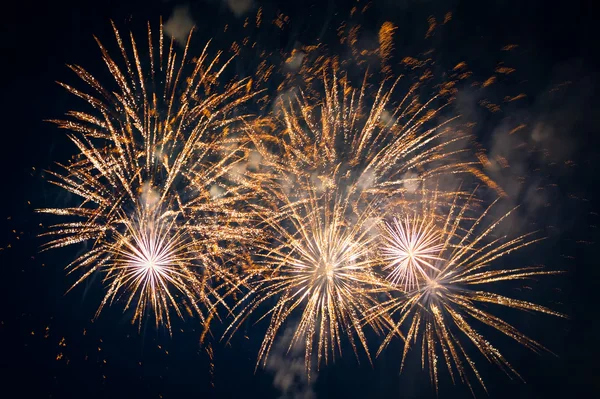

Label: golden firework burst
[224,181,388,376]
[38,20,261,332]
[372,190,565,393]
[249,63,482,201]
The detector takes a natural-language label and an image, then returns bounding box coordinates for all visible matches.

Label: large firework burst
[38,21,260,331]
[372,189,565,393]
[224,181,388,375]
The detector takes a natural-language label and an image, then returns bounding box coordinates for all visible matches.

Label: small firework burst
[99,206,201,329]
[380,215,444,291]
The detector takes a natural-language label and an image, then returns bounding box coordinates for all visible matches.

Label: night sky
[1,0,599,398]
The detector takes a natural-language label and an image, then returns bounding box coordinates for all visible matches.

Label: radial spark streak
[381,216,444,290]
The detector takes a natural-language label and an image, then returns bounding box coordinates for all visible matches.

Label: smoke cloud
[265,326,316,399]
[224,0,254,17]
[480,59,593,232]
[164,5,195,44]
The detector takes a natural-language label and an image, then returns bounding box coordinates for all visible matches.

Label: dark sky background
[1,0,599,398]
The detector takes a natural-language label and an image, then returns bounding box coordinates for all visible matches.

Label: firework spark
[38,20,260,332]
[372,190,565,393]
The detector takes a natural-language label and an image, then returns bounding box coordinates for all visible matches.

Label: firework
[251,64,482,200]
[38,21,260,332]
[224,181,388,375]
[372,189,565,393]
[232,56,495,374]
[36,11,566,394]
[241,58,510,258]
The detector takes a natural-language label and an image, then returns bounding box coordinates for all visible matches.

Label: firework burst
[99,206,201,328]
[38,20,261,332]
[234,56,499,375]
[372,190,565,393]
[224,181,388,375]
[250,63,484,201]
